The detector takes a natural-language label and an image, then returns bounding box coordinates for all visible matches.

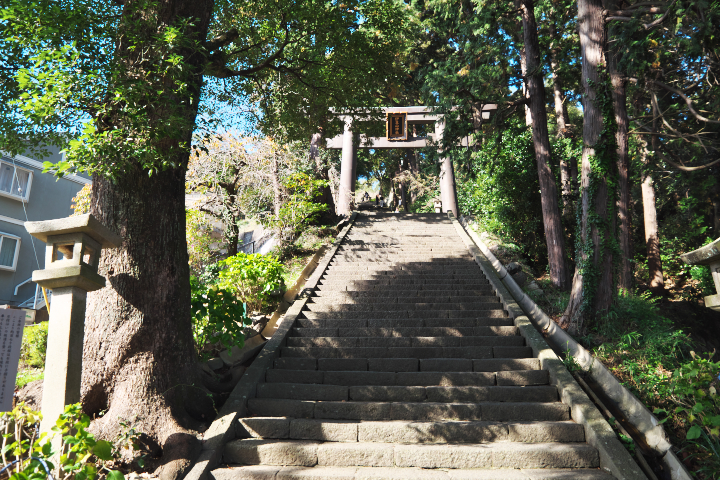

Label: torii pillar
[436,119,459,217]
[338,117,358,216]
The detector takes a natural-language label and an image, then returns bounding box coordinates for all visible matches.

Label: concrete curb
[457,217,693,480]
[448,213,646,480]
[183,213,358,480]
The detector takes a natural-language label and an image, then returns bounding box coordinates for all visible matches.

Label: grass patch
[16,368,43,389]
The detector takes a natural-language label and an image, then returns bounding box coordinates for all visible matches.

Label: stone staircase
[212,212,615,480]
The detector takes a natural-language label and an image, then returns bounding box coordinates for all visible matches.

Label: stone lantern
[25,214,121,432]
[681,237,720,311]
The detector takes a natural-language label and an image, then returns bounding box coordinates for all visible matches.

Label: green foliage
[218,253,284,313]
[264,173,329,252]
[456,123,546,266]
[20,323,49,368]
[592,292,690,395]
[186,209,216,276]
[1,403,125,480]
[190,276,249,361]
[71,184,92,216]
[655,354,720,476]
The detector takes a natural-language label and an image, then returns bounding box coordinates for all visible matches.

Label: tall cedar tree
[521,0,570,290]
[561,0,617,329]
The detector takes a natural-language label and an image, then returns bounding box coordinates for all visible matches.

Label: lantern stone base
[704,294,720,312]
[32,264,106,292]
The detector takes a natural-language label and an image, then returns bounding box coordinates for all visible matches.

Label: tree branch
[206,29,239,52]
[651,80,720,124]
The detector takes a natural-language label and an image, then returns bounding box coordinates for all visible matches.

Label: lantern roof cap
[681,237,720,265]
[25,214,121,248]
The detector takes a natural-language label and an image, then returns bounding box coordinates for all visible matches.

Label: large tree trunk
[521,0,570,290]
[640,144,665,294]
[82,2,214,479]
[607,3,632,292]
[561,0,616,330]
[310,132,336,221]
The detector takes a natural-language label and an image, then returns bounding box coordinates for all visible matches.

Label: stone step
[308,296,499,305]
[211,465,614,480]
[291,326,519,337]
[280,346,532,359]
[223,439,598,469]
[319,279,490,287]
[331,259,472,265]
[301,310,507,320]
[322,274,483,281]
[313,289,495,297]
[324,267,483,275]
[295,318,515,328]
[332,256,471,261]
[272,358,542,372]
[304,302,503,313]
[266,368,547,386]
[333,255,470,262]
[247,399,571,422]
[285,336,524,348]
[239,418,584,444]
[316,284,494,292]
[255,383,558,403]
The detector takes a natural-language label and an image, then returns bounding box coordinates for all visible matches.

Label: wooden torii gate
[326,105,496,216]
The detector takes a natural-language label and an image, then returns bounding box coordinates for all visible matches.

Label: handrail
[13,277,32,296]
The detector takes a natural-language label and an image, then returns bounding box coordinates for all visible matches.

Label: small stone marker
[25,214,121,432]
[0,307,25,411]
[681,237,720,311]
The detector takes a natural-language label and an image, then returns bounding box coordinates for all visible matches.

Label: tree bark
[640,143,665,294]
[82,2,215,478]
[272,154,282,218]
[607,2,632,292]
[561,0,615,330]
[310,132,336,220]
[549,23,575,219]
[521,0,570,290]
[226,216,240,256]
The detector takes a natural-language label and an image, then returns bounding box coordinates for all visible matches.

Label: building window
[0,232,21,271]
[0,160,32,201]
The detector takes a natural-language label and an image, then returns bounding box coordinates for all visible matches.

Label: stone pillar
[338,117,356,216]
[40,287,86,428]
[24,214,121,432]
[436,119,459,217]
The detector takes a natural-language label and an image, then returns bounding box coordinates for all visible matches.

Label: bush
[218,253,284,313]
[1,403,129,480]
[20,322,49,368]
[655,354,720,477]
[190,276,249,361]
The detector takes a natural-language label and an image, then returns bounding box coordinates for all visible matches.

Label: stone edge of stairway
[447,212,647,480]
[183,212,359,480]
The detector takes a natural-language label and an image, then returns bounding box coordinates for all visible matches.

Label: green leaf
[687,425,702,440]
[92,439,113,461]
[106,470,125,480]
